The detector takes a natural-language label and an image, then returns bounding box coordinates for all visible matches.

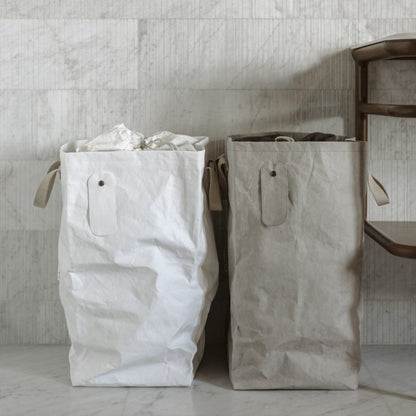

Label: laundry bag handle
[33,161,61,208]
[216,154,229,201]
[205,161,222,211]
[367,173,390,206]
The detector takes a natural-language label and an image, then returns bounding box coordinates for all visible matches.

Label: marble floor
[0,345,415,416]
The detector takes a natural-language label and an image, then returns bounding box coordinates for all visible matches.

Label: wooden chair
[352,34,416,258]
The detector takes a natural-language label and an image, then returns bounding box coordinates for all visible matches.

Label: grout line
[2,17,416,21]
[0,88,358,92]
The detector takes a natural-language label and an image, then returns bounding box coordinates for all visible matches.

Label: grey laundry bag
[226,132,367,390]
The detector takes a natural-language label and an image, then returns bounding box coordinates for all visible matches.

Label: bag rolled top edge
[60,138,209,154]
[228,131,355,142]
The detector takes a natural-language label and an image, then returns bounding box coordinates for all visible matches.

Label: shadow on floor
[360,385,416,401]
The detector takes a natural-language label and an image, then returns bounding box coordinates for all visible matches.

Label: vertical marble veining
[0,20,138,89]
[0,0,415,344]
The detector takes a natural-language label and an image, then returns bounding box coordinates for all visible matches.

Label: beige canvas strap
[205,161,222,212]
[36,159,226,211]
[32,158,389,213]
[214,152,389,208]
[368,173,390,206]
[33,161,61,208]
[216,153,229,201]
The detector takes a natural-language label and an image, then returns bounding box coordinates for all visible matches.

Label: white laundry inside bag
[76,123,208,152]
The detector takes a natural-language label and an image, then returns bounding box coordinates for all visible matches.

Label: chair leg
[355,62,368,142]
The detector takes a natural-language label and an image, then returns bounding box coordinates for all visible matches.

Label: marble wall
[0,1,415,344]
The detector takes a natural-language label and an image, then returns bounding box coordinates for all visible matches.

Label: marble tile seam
[0,17,415,20]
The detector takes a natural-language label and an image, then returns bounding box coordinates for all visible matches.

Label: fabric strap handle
[205,161,222,211]
[216,153,229,201]
[211,153,390,208]
[33,161,61,208]
[367,173,390,206]
[35,159,227,211]
[32,159,389,211]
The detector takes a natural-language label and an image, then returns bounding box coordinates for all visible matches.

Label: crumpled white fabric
[143,131,209,151]
[76,124,208,152]
[77,124,145,152]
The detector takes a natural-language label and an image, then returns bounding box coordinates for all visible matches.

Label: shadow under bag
[225,132,367,390]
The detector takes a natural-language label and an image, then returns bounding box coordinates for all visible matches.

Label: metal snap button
[98,180,105,186]
[270,170,277,177]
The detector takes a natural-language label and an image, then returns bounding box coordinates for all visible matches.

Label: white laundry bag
[34,126,219,386]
